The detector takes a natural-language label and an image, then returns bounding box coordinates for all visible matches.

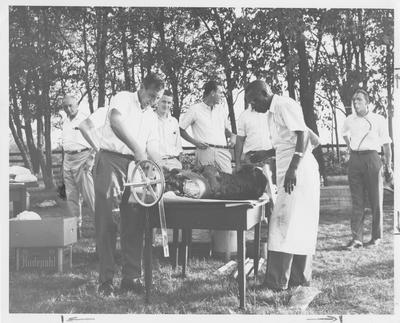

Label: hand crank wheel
[124,160,165,207]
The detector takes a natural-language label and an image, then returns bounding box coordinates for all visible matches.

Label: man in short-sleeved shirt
[245,80,320,291]
[179,81,235,174]
[78,106,108,153]
[61,95,95,236]
[94,73,163,297]
[342,89,392,250]
[156,90,183,170]
[235,108,273,171]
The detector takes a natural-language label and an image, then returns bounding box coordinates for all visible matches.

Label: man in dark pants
[94,73,164,296]
[342,89,393,250]
[245,80,320,291]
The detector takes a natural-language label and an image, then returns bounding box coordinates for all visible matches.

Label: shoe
[98,280,114,297]
[366,238,381,247]
[345,240,363,250]
[120,278,145,294]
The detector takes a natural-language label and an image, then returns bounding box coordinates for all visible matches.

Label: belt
[99,149,135,160]
[205,143,230,149]
[65,148,90,155]
[162,156,179,160]
[350,150,377,155]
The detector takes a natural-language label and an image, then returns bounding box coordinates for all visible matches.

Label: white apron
[266,102,320,255]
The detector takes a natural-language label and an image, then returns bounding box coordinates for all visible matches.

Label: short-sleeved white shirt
[179,101,229,146]
[237,108,273,154]
[61,110,91,151]
[341,111,391,151]
[157,114,183,157]
[84,107,108,145]
[99,91,159,156]
[266,95,306,152]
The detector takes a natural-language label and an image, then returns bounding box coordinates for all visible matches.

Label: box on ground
[16,247,72,271]
[10,216,77,248]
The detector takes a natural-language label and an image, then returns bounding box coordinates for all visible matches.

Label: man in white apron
[245,80,320,291]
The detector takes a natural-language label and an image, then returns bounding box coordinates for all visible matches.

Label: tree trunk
[120,9,131,91]
[128,14,137,91]
[41,9,54,188]
[96,8,109,108]
[279,29,296,100]
[9,111,33,170]
[296,34,326,183]
[82,11,94,113]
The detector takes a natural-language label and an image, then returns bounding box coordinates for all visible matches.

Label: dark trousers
[265,251,312,290]
[94,150,145,283]
[348,151,383,242]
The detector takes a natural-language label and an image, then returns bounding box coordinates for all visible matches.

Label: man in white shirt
[245,80,320,292]
[78,106,108,154]
[179,80,235,174]
[94,73,163,296]
[342,89,393,250]
[61,95,95,238]
[156,90,183,170]
[235,107,274,169]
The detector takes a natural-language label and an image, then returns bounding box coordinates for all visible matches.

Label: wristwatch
[294,152,303,157]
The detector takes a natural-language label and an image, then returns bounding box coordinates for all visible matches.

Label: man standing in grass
[245,80,320,291]
[179,80,236,174]
[61,95,95,238]
[342,89,393,250]
[93,73,163,296]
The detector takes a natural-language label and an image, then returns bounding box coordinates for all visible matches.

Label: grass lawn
[8,187,394,314]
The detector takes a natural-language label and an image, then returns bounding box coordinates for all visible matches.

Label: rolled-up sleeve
[179,106,196,130]
[280,98,306,132]
[109,91,130,115]
[378,115,392,145]
[341,117,351,137]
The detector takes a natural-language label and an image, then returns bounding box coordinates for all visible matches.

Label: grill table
[143,197,269,309]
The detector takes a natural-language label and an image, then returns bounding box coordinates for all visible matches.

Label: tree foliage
[9,7,394,187]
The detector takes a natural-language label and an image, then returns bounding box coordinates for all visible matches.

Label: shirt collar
[268,95,277,114]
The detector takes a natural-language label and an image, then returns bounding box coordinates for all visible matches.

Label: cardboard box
[10,217,77,248]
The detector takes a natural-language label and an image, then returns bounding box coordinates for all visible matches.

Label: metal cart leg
[253,223,261,278]
[144,210,153,304]
[57,248,63,273]
[237,229,246,309]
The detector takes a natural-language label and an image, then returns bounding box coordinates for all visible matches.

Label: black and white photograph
[2,0,399,321]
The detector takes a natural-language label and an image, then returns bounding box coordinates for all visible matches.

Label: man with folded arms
[342,89,393,250]
[156,90,183,171]
[94,73,163,296]
[61,95,95,238]
[179,80,235,174]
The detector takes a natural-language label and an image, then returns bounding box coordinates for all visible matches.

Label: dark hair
[163,90,173,97]
[353,89,369,103]
[143,73,165,90]
[245,80,268,96]
[203,80,222,98]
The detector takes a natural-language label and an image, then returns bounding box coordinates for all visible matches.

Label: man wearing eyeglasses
[61,95,95,238]
[342,89,393,250]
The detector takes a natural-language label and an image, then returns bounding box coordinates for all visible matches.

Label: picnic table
[9,181,39,217]
[143,196,269,309]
